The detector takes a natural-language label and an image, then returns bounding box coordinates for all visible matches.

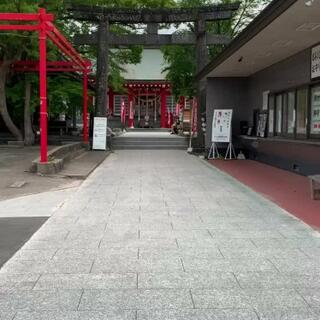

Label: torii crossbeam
[68,3,240,117]
[67,4,240,23]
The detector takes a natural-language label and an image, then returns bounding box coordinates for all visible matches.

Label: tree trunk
[0,60,23,141]
[24,76,34,145]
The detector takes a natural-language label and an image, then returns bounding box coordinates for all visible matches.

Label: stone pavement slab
[34,273,137,290]
[138,271,238,289]
[14,310,136,320]
[0,150,319,319]
[78,289,192,310]
[137,309,259,320]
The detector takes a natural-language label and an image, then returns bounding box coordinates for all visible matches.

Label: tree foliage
[162,0,272,98]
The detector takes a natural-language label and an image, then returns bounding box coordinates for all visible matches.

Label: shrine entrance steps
[112,130,188,150]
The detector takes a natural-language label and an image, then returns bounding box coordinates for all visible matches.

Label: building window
[166,96,175,113]
[273,91,295,137]
[268,95,274,136]
[296,88,308,135]
[310,86,320,135]
[114,95,128,116]
[286,91,296,135]
[275,94,282,135]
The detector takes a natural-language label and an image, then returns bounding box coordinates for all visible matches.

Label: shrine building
[107,49,177,129]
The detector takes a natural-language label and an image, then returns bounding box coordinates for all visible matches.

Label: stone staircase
[112,130,189,150]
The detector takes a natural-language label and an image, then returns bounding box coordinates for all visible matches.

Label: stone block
[0,274,40,291]
[296,288,320,308]
[34,273,137,290]
[0,289,82,311]
[14,310,136,320]
[79,289,193,310]
[244,289,308,309]
[36,159,64,175]
[137,309,258,320]
[191,288,250,309]
[254,307,318,320]
[138,271,238,289]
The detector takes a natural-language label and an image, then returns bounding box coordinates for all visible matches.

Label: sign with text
[311,87,320,134]
[212,109,233,143]
[311,45,320,79]
[93,117,107,150]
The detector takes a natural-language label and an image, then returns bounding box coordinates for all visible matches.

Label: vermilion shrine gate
[0,4,239,163]
[68,4,239,129]
[0,9,91,163]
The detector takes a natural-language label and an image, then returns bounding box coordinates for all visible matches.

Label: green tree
[162,0,272,98]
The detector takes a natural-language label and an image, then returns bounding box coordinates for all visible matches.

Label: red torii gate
[0,8,91,163]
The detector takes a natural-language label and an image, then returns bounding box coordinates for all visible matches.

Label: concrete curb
[30,142,86,174]
[59,151,111,180]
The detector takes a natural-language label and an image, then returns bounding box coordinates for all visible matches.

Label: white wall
[122,49,168,80]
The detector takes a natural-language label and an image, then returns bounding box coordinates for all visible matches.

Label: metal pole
[160,89,166,128]
[154,96,156,123]
[128,91,134,128]
[39,8,48,163]
[146,88,149,119]
[138,89,141,122]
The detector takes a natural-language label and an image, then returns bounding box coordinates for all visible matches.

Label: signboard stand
[92,117,107,150]
[210,109,236,160]
[225,142,236,160]
[208,142,220,159]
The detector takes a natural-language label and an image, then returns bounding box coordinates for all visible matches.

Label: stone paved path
[0,150,319,320]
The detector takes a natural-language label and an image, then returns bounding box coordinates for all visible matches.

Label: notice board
[93,117,107,150]
[211,109,233,143]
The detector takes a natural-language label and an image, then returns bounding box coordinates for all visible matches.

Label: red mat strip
[209,160,320,230]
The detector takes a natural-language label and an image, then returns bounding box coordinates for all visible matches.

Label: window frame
[113,95,128,117]
[274,93,283,136]
[295,86,309,140]
[268,94,275,137]
[282,90,296,138]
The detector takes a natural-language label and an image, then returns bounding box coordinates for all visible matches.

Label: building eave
[196,0,298,81]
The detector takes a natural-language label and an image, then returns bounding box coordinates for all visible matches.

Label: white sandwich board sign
[211,109,233,143]
[93,117,107,150]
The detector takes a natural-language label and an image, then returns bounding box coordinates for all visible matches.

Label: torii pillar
[96,19,109,117]
[196,20,208,73]
[196,19,208,148]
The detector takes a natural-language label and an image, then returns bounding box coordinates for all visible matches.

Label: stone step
[111,131,189,150]
[112,139,188,147]
[113,144,188,150]
[112,139,187,144]
[126,128,169,132]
